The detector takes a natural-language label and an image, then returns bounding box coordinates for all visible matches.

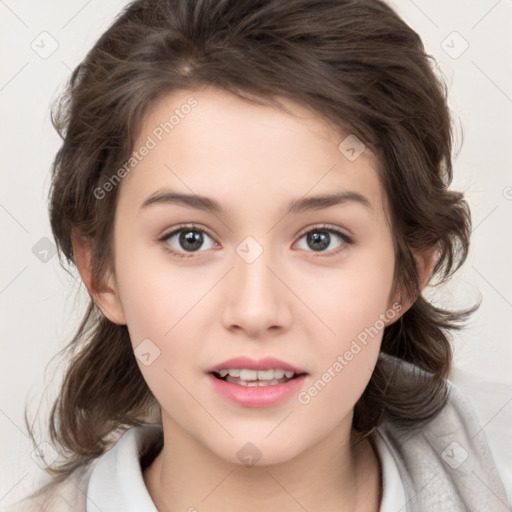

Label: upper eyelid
[159,224,216,242]
[296,223,350,238]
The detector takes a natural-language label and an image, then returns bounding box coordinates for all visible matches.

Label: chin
[212,434,308,469]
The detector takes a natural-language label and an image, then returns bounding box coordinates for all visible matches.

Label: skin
[74,86,434,511]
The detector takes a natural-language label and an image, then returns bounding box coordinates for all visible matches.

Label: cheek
[307,242,395,346]
[114,240,209,343]
[120,273,207,425]
[297,242,395,405]
[113,242,214,404]
[118,271,207,406]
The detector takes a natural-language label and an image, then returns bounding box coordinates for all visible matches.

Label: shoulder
[447,367,512,505]
[2,425,162,512]
[377,363,512,510]
[1,463,95,512]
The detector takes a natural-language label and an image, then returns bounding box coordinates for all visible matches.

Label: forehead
[118,86,386,218]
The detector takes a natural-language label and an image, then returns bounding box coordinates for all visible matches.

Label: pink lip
[206,356,308,408]
[206,356,307,374]
[207,373,308,408]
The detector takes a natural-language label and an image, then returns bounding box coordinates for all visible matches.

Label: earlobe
[71,230,127,325]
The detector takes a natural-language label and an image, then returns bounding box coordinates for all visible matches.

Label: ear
[385,246,438,324]
[71,230,127,325]
[413,245,438,294]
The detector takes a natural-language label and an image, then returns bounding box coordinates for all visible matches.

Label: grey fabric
[378,376,509,511]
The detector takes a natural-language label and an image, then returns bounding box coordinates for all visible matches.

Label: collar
[87,425,162,512]
[86,424,406,512]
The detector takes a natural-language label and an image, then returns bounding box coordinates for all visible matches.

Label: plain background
[1,0,511,507]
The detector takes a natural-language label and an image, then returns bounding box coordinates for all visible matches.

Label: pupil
[180,230,203,251]
[308,231,329,251]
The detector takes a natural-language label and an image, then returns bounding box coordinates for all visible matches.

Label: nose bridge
[221,235,290,334]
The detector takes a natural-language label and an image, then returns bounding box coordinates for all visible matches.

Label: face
[106,86,398,466]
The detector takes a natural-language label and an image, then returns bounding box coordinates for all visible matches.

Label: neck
[143,417,381,512]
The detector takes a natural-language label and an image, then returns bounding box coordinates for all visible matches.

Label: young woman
[6,0,510,510]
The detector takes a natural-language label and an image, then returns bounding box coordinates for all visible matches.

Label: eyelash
[157,223,353,260]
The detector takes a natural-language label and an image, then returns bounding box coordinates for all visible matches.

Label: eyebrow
[140,188,372,215]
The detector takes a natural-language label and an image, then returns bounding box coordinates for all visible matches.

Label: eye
[158,224,217,259]
[158,223,352,260]
[295,225,352,257]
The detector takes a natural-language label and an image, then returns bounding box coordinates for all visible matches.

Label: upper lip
[207,356,307,374]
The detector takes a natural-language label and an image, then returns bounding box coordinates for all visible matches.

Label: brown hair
[26,0,473,492]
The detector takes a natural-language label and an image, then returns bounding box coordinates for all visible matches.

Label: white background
[1,0,511,507]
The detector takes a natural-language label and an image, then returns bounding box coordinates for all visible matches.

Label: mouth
[210,368,307,387]
[206,357,308,407]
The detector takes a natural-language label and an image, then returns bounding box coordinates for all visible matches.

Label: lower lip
[207,373,307,408]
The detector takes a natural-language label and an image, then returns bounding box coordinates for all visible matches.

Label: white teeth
[234,378,291,387]
[239,369,258,380]
[256,369,274,380]
[217,369,297,381]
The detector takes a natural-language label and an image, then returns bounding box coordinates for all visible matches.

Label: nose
[220,243,292,338]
